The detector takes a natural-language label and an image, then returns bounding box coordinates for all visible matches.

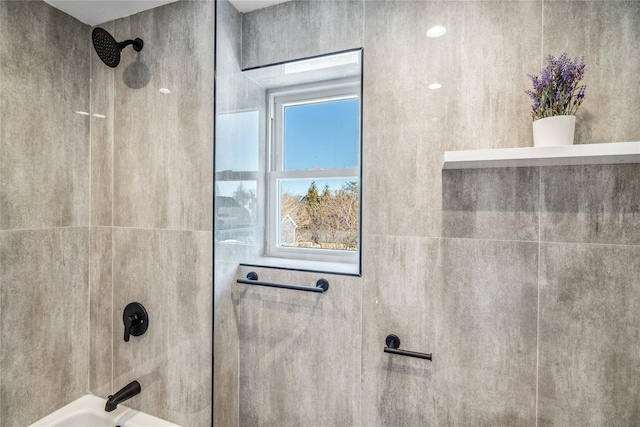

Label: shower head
[92,27,143,68]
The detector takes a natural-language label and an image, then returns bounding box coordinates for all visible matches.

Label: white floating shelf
[443,141,640,169]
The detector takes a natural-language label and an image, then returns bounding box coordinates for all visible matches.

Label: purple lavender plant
[526,53,587,121]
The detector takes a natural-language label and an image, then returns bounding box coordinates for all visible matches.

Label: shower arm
[117,38,144,52]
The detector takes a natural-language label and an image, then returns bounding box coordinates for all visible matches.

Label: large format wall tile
[541,164,640,245]
[362,109,444,238]
[0,2,89,229]
[214,257,240,427]
[241,0,364,69]
[363,0,541,239]
[361,235,440,426]
[364,0,541,152]
[538,243,640,425]
[89,227,113,398]
[363,0,443,239]
[442,167,539,241]
[112,1,214,231]
[543,1,640,145]
[112,228,212,426]
[91,21,116,226]
[0,228,89,426]
[435,239,538,426]
[237,267,362,426]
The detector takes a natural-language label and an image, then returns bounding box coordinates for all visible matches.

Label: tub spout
[105,380,141,412]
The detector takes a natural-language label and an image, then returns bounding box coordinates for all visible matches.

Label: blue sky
[284,98,359,171]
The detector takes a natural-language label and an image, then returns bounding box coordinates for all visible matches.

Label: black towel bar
[237,272,329,293]
[384,334,432,361]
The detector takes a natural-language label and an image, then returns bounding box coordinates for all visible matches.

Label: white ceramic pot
[532,115,576,147]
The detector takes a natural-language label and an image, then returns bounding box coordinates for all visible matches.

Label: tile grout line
[87,27,93,396]
[110,227,114,395]
[363,234,640,249]
[360,1,365,423]
[110,45,115,395]
[535,165,542,427]
[0,226,214,234]
[238,11,242,426]
[540,0,544,69]
[537,2,545,422]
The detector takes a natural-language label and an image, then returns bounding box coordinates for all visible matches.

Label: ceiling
[44,0,291,26]
[229,0,290,14]
[44,0,179,26]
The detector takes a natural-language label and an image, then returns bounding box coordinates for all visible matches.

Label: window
[267,77,361,266]
[234,49,363,274]
[214,110,260,246]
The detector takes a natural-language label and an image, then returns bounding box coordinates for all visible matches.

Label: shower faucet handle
[123,302,148,342]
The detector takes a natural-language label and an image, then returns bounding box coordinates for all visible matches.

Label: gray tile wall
[0,2,90,425]
[436,239,538,426]
[361,235,440,426]
[90,1,215,426]
[111,3,214,232]
[91,21,116,227]
[0,2,90,230]
[538,243,640,426]
[237,267,362,426]
[2,1,214,425]
[241,0,364,69]
[544,1,640,145]
[112,228,212,425]
[0,228,90,426]
[216,0,640,425]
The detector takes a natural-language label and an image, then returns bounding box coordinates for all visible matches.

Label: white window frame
[266,78,361,264]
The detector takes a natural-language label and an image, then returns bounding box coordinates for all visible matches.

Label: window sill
[240,256,361,277]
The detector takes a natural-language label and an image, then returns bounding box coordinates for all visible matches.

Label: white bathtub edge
[29,394,181,427]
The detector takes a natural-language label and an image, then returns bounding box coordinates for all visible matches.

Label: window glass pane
[215,180,257,245]
[284,98,359,171]
[279,178,359,251]
[215,111,259,172]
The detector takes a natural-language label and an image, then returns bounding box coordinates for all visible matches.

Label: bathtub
[29,394,181,427]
